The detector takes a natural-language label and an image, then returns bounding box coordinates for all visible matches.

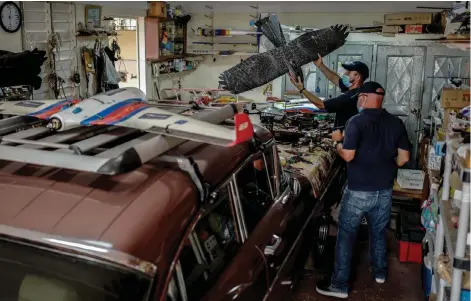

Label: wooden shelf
[76,31,117,37]
[153,69,195,78]
[147,54,201,63]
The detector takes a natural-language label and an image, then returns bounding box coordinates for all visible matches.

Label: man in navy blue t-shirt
[290,55,369,128]
[316,81,411,299]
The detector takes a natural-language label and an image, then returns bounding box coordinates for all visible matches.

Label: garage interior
[0,1,469,301]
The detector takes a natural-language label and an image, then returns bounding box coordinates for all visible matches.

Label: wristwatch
[299,88,305,94]
[333,141,339,148]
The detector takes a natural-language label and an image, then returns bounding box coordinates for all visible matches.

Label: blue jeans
[331,187,393,293]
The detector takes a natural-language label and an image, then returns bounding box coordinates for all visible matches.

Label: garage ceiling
[167,1,452,14]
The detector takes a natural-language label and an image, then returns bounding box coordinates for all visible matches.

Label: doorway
[112,17,139,89]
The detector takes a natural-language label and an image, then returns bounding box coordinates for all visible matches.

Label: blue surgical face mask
[341,75,352,88]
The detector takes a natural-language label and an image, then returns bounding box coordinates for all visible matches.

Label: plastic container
[462,290,470,301]
[396,210,426,263]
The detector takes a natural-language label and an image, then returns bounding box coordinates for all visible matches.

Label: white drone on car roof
[0,87,254,147]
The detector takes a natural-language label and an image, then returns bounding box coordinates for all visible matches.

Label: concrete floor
[290,231,424,301]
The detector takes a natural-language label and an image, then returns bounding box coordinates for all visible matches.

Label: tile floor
[289,231,424,301]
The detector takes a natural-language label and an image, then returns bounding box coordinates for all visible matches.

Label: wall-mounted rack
[187,4,261,61]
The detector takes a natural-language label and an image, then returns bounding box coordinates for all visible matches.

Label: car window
[167,186,240,301]
[234,152,274,234]
[0,238,152,301]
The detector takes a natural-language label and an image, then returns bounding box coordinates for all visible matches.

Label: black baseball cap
[341,61,369,80]
[357,81,386,95]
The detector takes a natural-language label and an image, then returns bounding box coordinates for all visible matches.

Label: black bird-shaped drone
[218,15,350,95]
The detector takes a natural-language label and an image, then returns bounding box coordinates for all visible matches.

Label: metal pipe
[450,175,470,301]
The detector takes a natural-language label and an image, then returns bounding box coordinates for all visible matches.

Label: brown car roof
[0,137,255,266]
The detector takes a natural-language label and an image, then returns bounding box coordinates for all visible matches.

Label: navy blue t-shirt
[324,80,359,128]
[343,109,411,191]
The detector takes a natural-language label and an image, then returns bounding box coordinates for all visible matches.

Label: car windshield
[0,238,153,301]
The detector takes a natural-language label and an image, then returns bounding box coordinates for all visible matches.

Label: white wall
[157,10,443,101]
[0,1,23,52]
[76,2,147,18]
[170,1,451,14]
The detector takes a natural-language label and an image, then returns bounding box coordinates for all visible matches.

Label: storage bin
[396,210,426,263]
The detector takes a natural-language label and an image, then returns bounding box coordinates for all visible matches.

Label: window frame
[166,183,240,301]
[164,140,285,301]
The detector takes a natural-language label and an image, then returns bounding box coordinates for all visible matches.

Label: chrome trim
[189,231,209,280]
[228,180,245,242]
[175,260,189,301]
[0,224,157,276]
[262,153,275,200]
[272,144,282,198]
[230,176,248,242]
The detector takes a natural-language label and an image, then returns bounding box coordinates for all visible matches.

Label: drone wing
[218,24,349,95]
[80,104,254,147]
[0,98,80,119]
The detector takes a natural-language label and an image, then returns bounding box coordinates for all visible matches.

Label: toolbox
[396,210,426,264]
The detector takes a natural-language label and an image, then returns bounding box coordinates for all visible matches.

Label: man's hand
[331,129,344,142]
[313,54,323,67]
[289,73,304,91]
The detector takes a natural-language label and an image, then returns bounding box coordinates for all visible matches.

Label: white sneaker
[375,278,385,284]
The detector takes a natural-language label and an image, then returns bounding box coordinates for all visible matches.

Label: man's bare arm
[317,63,341,87]
[301,89,325,109]
[396,148,410,167]
[336,143,355,162]
[314,55,341,87]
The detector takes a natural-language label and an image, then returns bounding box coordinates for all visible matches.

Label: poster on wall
[85,5,101,29]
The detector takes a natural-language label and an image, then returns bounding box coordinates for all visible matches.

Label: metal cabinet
[423,48,470,116]
[375,46,426,165]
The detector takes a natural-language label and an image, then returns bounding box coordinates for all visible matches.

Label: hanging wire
[47,32,67,99]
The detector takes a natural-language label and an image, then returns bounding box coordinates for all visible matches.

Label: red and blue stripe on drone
[27,99,81,119]
[80,99,148,126]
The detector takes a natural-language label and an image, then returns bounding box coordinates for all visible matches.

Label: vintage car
[0,121,339,301]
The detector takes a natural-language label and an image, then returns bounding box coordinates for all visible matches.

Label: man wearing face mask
[290,54,369,128]
[316,82,411,299]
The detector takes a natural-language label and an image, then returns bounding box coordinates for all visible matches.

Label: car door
[164,145,314,301]
[262,146,316,301]
[211,144,314,301]
[201,149,280,300]
[164,149,279,301]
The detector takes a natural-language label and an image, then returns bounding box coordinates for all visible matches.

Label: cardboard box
[440,88,471,108]
[385,13,433,25]
[397,169,425,190]
[382,25,402,33]
[148,1,167,18]
[442,107,462,130]
[405,25,423,34]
